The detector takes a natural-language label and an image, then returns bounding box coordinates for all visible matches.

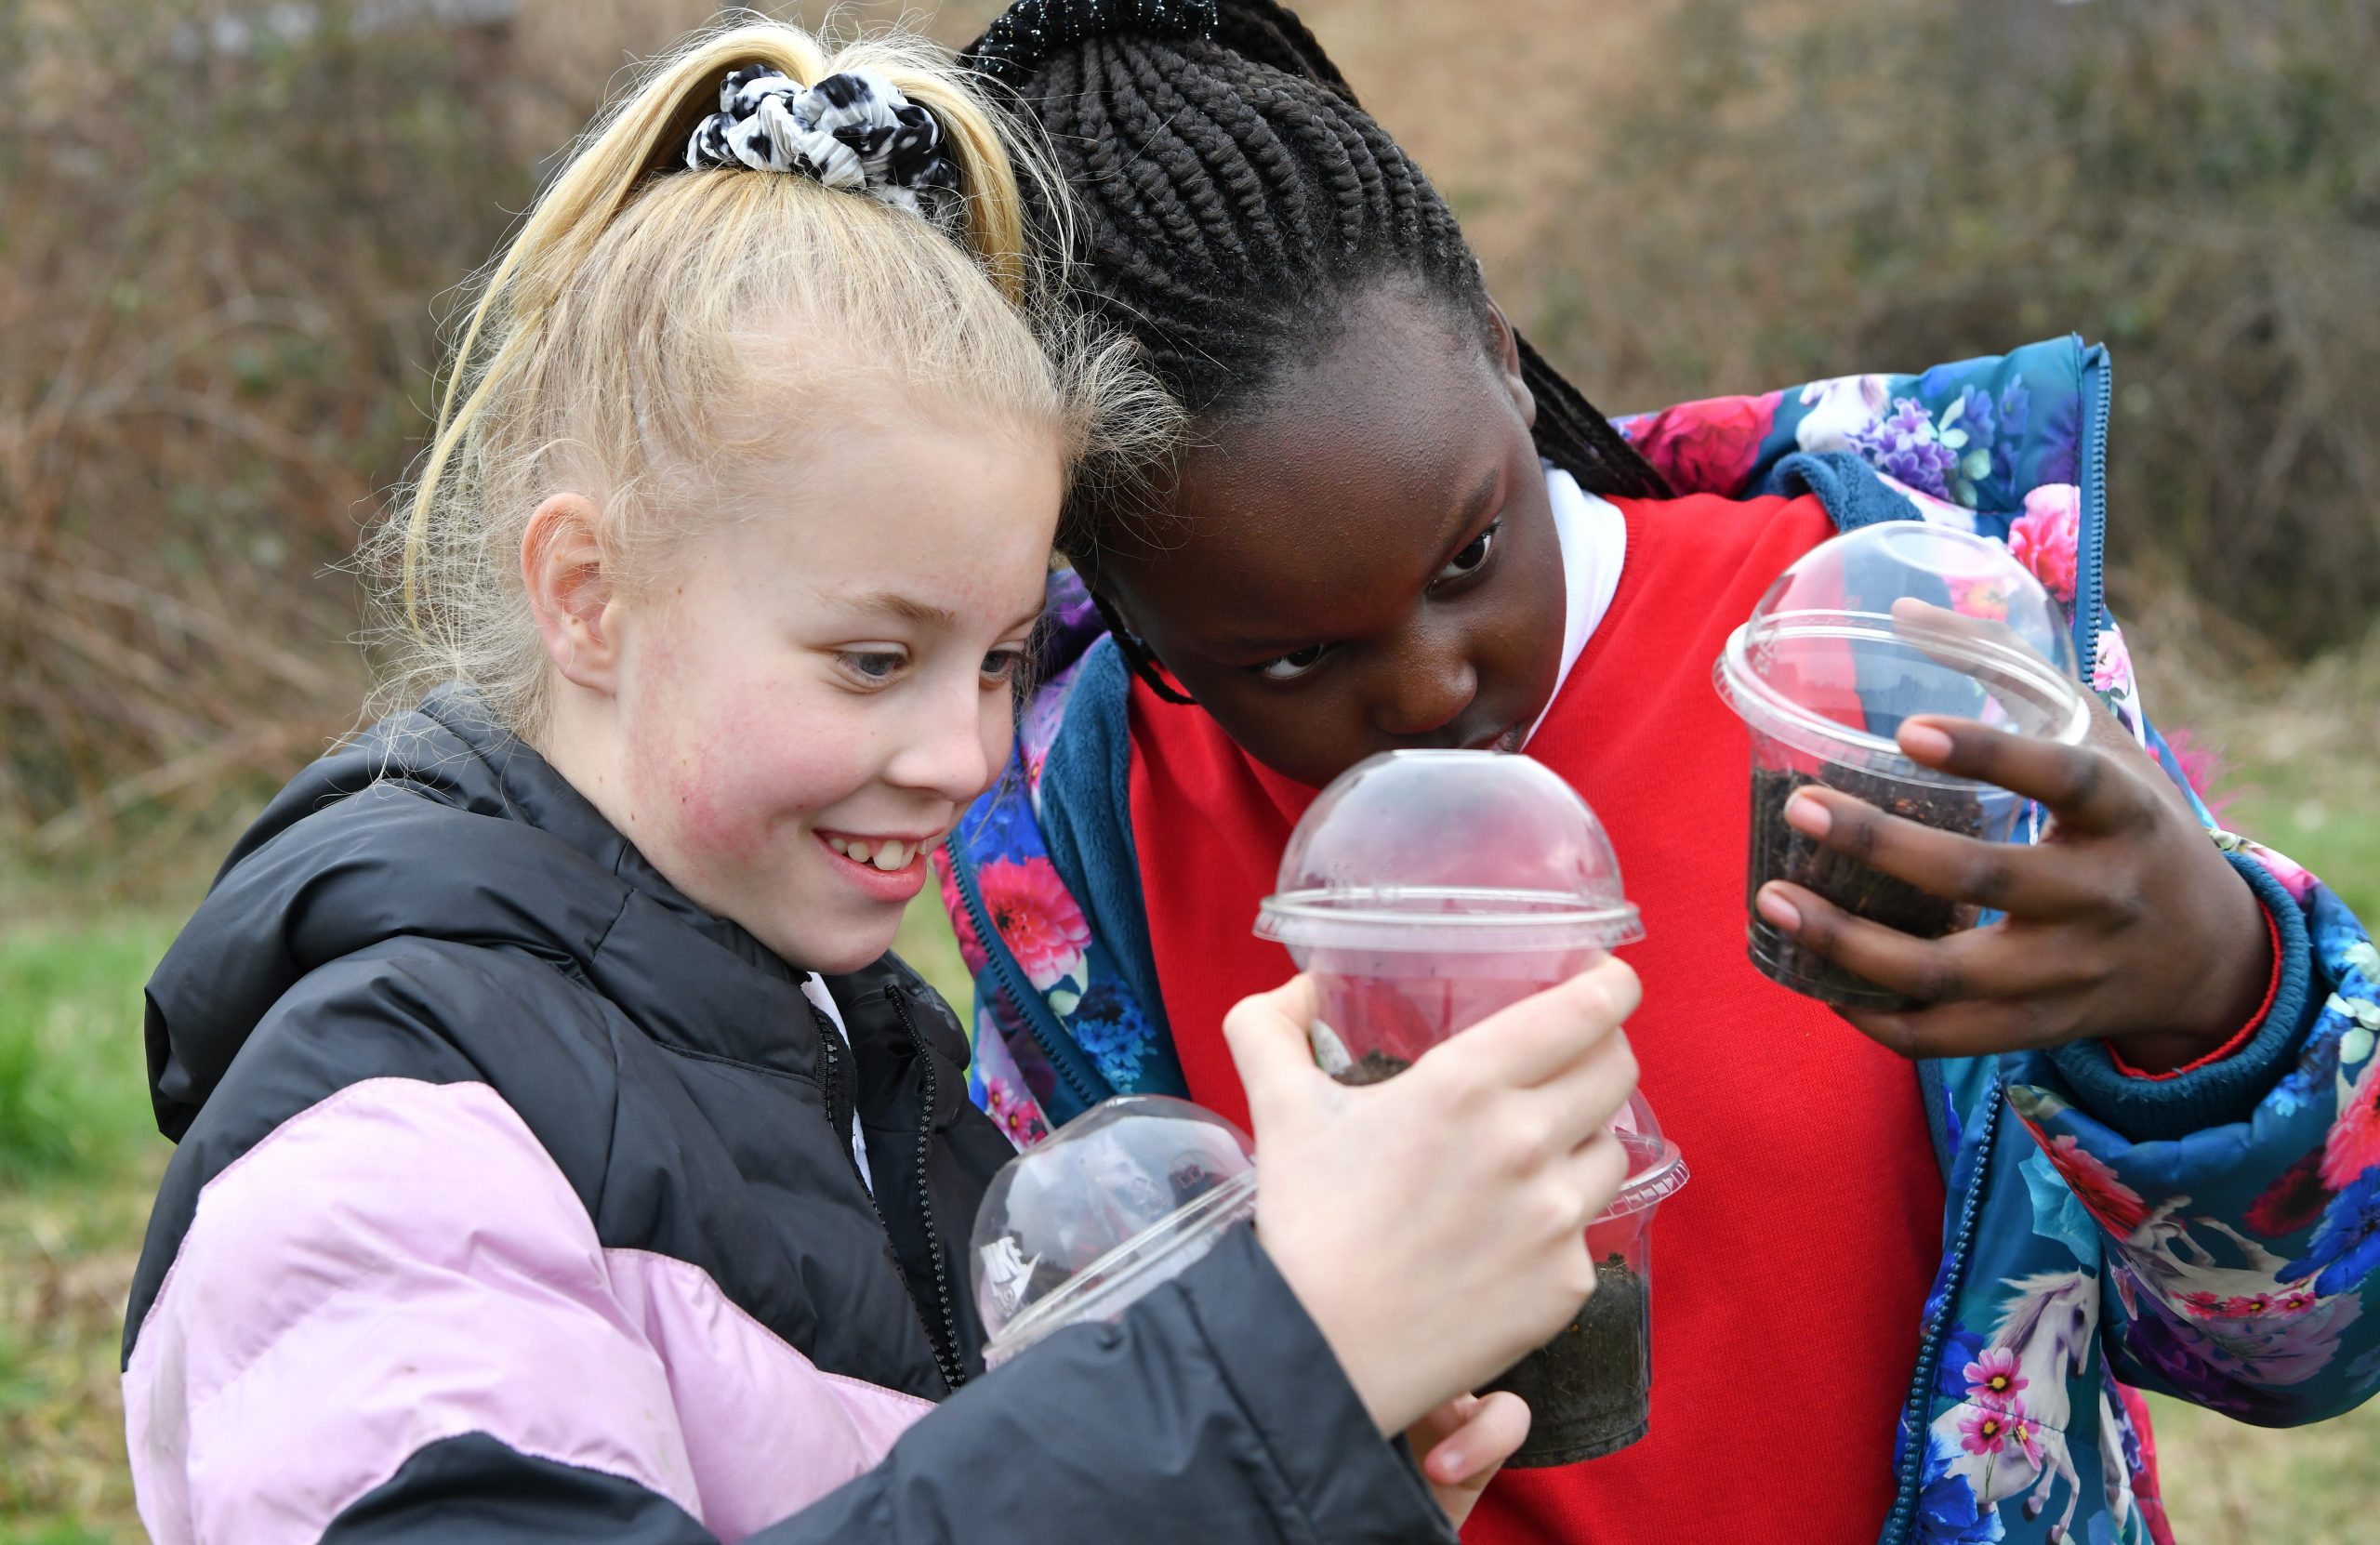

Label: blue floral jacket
[935,337,2380,1545]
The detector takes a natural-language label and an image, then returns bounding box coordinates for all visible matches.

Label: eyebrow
[840,588,1045,636]
[840,588,959,628]
[1216,460,1508,656]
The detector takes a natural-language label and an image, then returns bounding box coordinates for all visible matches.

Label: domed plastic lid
[1714,522,2089,784]
[972,1096,1258,1368]
[1603,1089,1688,1219]
[1255,750,1643,953]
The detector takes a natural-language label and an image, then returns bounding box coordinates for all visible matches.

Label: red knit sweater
[1129,491,1947,1544]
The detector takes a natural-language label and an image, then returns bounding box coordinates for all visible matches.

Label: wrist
[2105,865,2277,1075]
[1255,1228,1408,1436]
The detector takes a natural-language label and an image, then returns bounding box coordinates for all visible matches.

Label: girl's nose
[1370,630,1478,740]
[884,676,998,802]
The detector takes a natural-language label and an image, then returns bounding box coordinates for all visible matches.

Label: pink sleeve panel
[124,1076,932,1545]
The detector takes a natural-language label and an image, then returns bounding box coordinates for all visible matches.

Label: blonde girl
[121,19,1640,1543]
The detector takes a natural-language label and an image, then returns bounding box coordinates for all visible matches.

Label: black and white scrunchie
[684,65,961,223]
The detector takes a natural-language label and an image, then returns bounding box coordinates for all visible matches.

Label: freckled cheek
[629,696,853,866]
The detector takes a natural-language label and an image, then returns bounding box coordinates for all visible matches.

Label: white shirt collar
[1524,463,1628,747]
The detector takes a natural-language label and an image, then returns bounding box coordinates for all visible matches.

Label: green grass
[0,920,174,1186]
[895,889,973,1024]
[0,917,174,1543]
[2145,1393,2380,1545]
[2228,793,2380,925]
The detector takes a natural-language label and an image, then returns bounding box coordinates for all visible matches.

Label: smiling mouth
[818,831,945,875]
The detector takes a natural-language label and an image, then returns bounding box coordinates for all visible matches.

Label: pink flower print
[2091,626,2135,696]
[2158,726,2237,822]
[2247,843,2318,905]
[2181,1290,2226,1318]
[2321,1054,2380,1190]
[2043,1132,2152,1237]
[974,855,1091,992]
[2004,1406,2045,1469]
[2011,484,2082,605]
[1960,1403,2021,1458]
[934,852,992,977]
[1947,575,2013,622]
[2218,1293,2275,1319]
[2246,1149,2334,1239]
[2278,1287,2320,1315]
[1623,390,1783,495]
[985,1077,1051,1148]
[1964,1346,2030,1407]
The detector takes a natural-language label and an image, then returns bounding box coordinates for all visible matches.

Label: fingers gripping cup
[972,1096,1258,1369]
[1255,750,1685,1463]
[1255,750,1646,1082]
[1714,521,2092,1009]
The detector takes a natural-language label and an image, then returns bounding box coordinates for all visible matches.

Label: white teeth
[826,837,850,856]
[846,839,873,864]
[872,839,908,871]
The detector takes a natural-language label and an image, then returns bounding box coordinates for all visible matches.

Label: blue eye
[1256,643,1329,681]
[1435,519,1501,583]
[840,650,906,683]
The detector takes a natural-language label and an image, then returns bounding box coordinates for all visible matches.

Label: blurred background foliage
[1,1,2374,1540]
[2,0,2374,861]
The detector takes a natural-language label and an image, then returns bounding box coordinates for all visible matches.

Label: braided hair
[964,0,1667,700]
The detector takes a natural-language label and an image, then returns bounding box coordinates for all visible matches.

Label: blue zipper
[1884,1074,2004,1544]
[947,839,1111,1116]
[2076,343,2114,681]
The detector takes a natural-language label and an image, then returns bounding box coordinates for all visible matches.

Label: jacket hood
[143,687,961,1141]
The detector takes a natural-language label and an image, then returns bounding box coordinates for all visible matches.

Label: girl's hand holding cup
[1408,1393,1531,1529]
[1226,962,1642,1438]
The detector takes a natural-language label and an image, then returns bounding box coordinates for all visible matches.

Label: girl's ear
[522,493,624,695]
[1483,296,1537,430]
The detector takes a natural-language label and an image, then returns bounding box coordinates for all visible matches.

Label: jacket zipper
[1884,1074,2003,1544]
[808,996,960,1395]
[889,984,970,1393]
[2077,344,2114,682]
[947,844,1110,1112]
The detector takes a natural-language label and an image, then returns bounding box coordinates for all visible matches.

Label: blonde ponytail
[374,17,1139,734]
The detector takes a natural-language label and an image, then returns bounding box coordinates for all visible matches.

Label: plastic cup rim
[1255,888,1646,953]
[1714,611,2089,786]
[982,1168,1260,1367]
[1602,1140,1689,1219]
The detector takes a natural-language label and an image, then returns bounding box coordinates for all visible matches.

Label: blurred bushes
[0,0,2371,861]
[0,1,548,851]
[1519,0,2380,656]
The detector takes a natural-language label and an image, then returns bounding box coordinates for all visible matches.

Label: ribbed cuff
[2034,853,2316,1143]
[1179,1227,1457,1545]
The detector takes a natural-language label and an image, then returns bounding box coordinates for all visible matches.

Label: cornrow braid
[966,0,1670,704]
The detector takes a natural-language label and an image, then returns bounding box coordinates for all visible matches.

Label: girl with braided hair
[120,15,1650,1542]
[939,3,2380,1542]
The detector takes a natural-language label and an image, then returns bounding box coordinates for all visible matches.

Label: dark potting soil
[1485,1254,1652,1466]
[1747,765,1985,1010]
[1332,1049,1414,1087]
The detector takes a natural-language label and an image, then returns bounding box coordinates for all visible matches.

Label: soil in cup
[1332,1050,1414,1087]
[1748,766,1985,1009]
[1485,1253,1652,1466]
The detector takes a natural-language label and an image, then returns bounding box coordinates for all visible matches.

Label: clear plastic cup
[1255,750,1645,1082]
[972,1095,1257,1369]
[1482,1088,1686,1464]
[1253,749,1685,1462]
[1714,522,2090,1009]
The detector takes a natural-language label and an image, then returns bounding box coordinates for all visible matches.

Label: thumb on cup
[1223,974,1323,1124]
